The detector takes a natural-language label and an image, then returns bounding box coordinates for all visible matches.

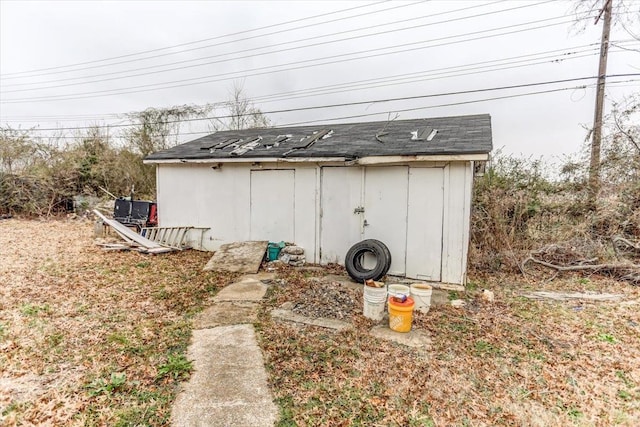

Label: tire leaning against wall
[353,239,392,274]
[345,239,392,281]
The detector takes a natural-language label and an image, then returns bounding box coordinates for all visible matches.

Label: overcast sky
[1,0,638,164]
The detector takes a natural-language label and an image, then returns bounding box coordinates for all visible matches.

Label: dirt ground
[1,218,639,426]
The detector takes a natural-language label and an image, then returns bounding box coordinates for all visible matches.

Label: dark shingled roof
[145,114,492,161]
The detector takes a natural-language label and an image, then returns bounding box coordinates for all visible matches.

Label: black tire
[353,239,391,273]
[345,239,392,281]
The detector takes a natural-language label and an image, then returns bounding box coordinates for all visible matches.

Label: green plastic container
[267,241,285,261]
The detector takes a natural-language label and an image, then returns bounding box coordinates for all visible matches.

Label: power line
[2,42,626,122]
[274,79,640,127]
[1,43,605,110]
[0,0,496,84]
[30,78,640,140]
[1,114,123,121]
[273,78,640,128]
[250,47,607,104]
[15,79,638,137]
[23,82,614,141]
[277,87,591,127]
[0,15,581,104]
[3,42,636,124]
[0,49,604,124]
[2,0,539,89]
[0,1,434,80]
[15,74,639,133]
[0,0,400,78]
[0,50,600,124]
[0,49,599,124]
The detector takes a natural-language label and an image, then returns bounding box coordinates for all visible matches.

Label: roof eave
[356,153,489,164]
[143,153,489,165]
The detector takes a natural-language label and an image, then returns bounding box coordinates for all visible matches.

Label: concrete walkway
[171,274,278,427]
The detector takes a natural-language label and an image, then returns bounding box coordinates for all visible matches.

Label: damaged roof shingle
[145,114,492,161]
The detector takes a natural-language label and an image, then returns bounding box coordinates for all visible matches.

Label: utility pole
[588,0,612,206]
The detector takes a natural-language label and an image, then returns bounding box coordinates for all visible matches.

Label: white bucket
[388,284,411,299]
[363,283,387,321]
[410,283,433,313]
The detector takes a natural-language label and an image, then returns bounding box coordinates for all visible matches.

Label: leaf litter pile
[2,219,640,426]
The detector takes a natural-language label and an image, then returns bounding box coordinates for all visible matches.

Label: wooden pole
[588,0,612,206]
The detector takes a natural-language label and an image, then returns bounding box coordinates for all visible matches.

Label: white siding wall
[441,162,473,284]
[156,161,473,284]
[157,163,318,261]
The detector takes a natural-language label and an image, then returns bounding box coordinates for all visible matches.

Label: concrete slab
[171,325,278,427]
[271,308,353,331]
[214,279,269,302]
[203,240,268,273]
[370,325,432,348]
[193,302,259,329]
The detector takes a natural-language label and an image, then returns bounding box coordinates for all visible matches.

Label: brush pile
[522,238,640,285]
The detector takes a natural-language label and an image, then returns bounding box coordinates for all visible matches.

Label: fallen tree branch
[522,291,625,302]
[522,256,636,272]
[522,255,640,284]
[613,235,640,260]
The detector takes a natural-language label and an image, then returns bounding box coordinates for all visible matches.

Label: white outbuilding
[144,114,492,285]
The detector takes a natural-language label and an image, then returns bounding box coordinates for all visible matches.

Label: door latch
[363,219,370,227]
[353,206,365,214]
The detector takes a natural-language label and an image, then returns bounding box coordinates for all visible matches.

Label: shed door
[406,167,445,281]
[363,166,409,276]
[250,169,295,242]
[320,167,362,263]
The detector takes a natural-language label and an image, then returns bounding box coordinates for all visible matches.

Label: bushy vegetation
[470,95,640,271]
[0,126,153,216]
[0,89,268,216]
[0,101,211,216]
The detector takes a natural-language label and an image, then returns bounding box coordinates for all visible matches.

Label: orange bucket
[388,296,414,333]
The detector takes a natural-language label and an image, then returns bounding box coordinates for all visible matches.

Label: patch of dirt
[290,281,362,320]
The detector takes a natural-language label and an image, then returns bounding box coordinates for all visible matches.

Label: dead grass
[0,218,238,426]
[1,219,639,426]
[258,272,640,426]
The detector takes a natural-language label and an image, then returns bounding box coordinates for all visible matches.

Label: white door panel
[363,166,409,276]
[250,170,295,242]
[319,167,363,263]
[406,167,444,281]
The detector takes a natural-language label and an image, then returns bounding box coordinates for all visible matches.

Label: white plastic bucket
[388,284,411,299]
[410,283,433,313]
[363,283,387,321]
